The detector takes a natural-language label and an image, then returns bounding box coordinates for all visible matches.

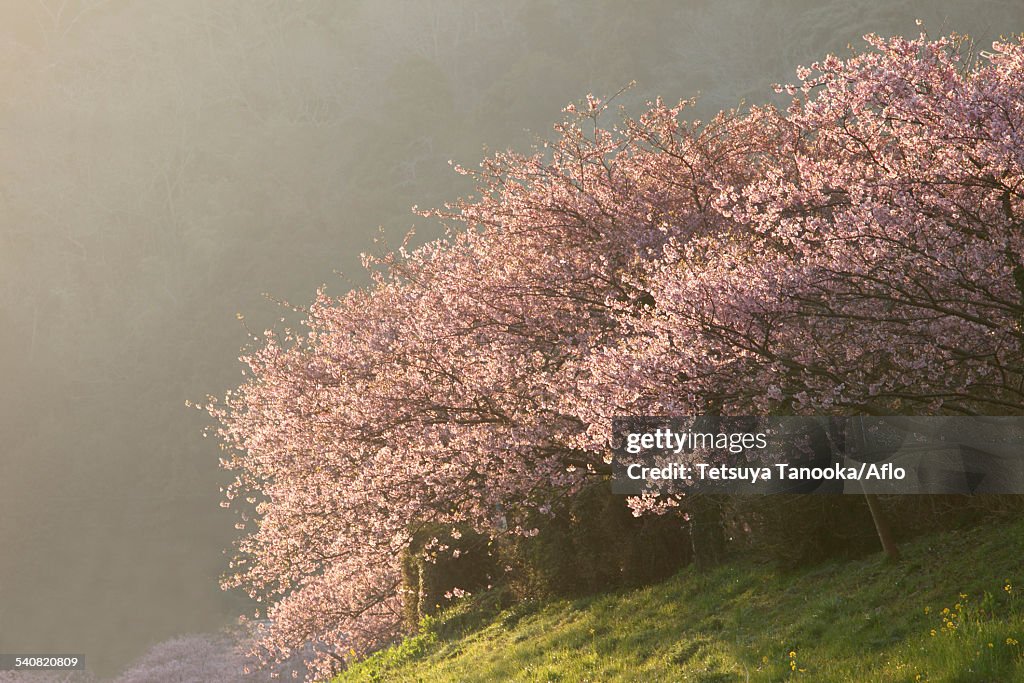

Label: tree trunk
[833,417,900,561]
[862,492,901,561]
[689,493,726,570]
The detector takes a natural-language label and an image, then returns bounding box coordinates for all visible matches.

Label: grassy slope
[335,517,1024,682]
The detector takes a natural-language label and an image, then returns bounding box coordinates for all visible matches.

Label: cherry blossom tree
[210,32,1024,679]
[112,632,277,683]
[595,32,1024,420]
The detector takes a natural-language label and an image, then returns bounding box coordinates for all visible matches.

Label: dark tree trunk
[863,492,901,561]
[831,417,900,561]
[689,493,726,570]
[687,411,727,570]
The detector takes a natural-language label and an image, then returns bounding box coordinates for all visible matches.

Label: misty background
[1,1,1021,678]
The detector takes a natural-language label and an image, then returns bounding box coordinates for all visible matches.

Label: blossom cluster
[210,33,1024,679]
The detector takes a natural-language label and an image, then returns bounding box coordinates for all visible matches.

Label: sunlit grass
[334,515,1024,682]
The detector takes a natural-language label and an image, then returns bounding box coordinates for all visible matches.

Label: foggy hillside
[1,0,1021,677]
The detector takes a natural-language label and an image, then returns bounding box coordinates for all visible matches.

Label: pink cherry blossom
[210,33,1024,679]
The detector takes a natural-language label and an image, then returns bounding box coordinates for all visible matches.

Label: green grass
[334,517,1024,682]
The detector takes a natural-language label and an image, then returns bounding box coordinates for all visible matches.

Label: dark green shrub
[497,481,691,600]
[727,495,878,569]
[401,524,497,631]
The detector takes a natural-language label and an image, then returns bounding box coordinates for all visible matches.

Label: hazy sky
[1,1,1022,677]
